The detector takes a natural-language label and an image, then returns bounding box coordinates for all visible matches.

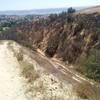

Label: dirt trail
[0,42,27,100]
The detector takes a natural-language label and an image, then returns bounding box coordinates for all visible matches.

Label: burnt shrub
[74,21,85,34]
[45,46,57,57]
[67,14,75,23]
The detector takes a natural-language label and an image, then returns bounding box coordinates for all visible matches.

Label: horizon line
[0,5,99,12]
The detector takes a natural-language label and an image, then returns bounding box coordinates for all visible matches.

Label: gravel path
[0,42,27,100]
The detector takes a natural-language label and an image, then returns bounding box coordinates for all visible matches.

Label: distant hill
[77,6,100,14]
[0,7,84,15]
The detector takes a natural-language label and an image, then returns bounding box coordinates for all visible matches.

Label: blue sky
[0,0,100,11]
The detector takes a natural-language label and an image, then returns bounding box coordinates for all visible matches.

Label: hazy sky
[0,0,100,10]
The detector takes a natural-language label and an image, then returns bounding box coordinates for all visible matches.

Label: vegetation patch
[76,49,100,82]
[15,51,23,61]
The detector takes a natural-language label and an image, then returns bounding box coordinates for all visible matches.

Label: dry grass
[6,41,23,61]
[74,82,97,100]
[10,48,24,61]
[15,52,23,61]
[7,42,23,61]
[7,41,39,83]
[20,61,39,83]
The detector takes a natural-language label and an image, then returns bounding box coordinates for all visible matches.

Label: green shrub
[84,50,100,82]
[76,49,100,82]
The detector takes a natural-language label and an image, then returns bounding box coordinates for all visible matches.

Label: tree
[67,7,76,13]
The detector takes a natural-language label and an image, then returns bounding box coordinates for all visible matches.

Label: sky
[0,0,100,11]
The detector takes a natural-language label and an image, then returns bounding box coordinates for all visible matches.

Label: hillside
[0,8,100,83]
